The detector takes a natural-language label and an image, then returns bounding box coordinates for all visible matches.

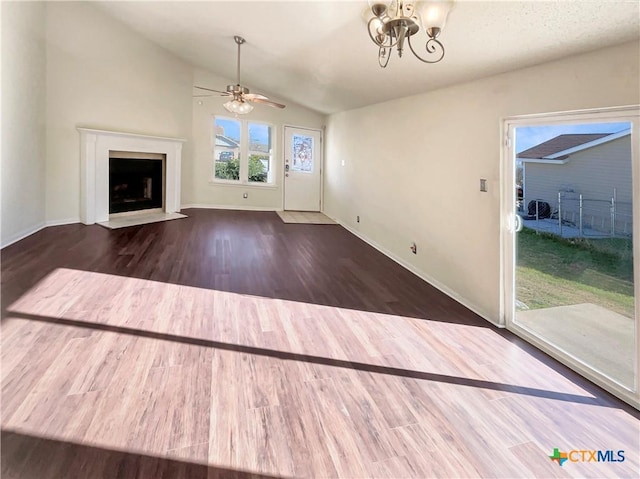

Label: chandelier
[366,1,453,68]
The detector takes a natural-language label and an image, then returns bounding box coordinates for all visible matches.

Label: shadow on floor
[1,429,286,479]
[5,310,622,409]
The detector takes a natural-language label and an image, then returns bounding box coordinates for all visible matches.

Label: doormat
[276,211,336,224]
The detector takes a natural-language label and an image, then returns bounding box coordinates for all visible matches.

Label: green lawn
[516,228,635,318]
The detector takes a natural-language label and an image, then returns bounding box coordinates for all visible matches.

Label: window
[291,133,314,172]
[213,117,274,185]
[214,117,240,181]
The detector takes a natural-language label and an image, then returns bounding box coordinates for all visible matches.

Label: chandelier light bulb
[419,0,454,31]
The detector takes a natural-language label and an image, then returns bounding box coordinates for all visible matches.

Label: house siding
[523,135,632,235]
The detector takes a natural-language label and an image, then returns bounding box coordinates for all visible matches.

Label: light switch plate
[480,179,487,192]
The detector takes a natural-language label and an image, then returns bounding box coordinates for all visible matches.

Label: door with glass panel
[504,108,639,407]
[283,127,322,211]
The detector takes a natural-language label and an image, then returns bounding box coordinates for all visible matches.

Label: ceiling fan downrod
[234,35,245,86]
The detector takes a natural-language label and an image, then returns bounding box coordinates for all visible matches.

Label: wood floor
[1,208,638,478]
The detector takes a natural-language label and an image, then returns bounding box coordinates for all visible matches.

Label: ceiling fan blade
[245,95,286,109]
[244,93,268,101]
[194,85,230,95]
[193,94,213,98]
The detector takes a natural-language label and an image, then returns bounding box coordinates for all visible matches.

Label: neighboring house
[518,129,632,235]
[215,134,239,161]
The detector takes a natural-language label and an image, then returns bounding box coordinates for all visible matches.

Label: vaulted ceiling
[95,1,640,114]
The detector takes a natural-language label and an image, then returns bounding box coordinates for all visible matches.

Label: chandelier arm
[367,17,401,49]
[367,17,384,45]
[407,34,445,64]
[378,46,391,68]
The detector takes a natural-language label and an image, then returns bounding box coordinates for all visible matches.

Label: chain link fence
[522,189,632,238]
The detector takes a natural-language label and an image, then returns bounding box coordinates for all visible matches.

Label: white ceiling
[95,0,640,115]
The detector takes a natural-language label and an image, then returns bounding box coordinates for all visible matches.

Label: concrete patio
[516,303,635,388]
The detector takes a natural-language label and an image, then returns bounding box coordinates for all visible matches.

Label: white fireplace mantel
[78,128,186,225]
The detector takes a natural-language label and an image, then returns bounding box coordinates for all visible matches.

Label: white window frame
[211,115,276,187]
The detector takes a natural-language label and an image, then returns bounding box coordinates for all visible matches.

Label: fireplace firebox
[109,156,164,214]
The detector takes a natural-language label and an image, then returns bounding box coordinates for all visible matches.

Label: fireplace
[109,153,165,214]
[78,128,185,225]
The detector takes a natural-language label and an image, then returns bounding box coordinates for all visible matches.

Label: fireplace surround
[78,128,185,225]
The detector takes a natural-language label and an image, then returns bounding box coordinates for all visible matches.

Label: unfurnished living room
[1,1,639,478]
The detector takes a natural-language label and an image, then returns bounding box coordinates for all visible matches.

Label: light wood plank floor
[1,209,638,478]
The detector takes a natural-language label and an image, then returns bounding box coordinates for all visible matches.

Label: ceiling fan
[194,35,285,114]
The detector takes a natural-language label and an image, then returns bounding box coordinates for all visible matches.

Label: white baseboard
[181,204,280,212]
[1,222,46,249]
[2,218,81,249]
[335,218,502,328]
[46,217,80,227]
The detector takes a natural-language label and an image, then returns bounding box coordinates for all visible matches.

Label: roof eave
[545,129,631,159]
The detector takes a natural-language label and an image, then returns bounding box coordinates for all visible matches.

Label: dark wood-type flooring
[1,208,638,478]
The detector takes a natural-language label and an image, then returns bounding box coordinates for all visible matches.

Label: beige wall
[45,2,193,223]
[188,69,325,210]
[324,41,640,325]
[1,1,47,247]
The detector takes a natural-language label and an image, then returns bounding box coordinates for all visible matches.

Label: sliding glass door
[503,107,640,407]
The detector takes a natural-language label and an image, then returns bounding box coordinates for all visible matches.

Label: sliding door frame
[501,105,640,408]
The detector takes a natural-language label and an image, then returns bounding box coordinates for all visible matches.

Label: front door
[283,127,322,211]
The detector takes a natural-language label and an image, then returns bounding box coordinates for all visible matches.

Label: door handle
[285,164,290,172]
[514,214,523,233]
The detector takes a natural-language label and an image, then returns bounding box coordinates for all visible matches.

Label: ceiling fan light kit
[223,83,254,114]
[366,0,453,68]
[194,35,285,115]
[223,99,253,114]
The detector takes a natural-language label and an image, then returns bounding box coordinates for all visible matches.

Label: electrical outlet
[410,242,417,254]
[356,215,360,223]
[243,192,248,199]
